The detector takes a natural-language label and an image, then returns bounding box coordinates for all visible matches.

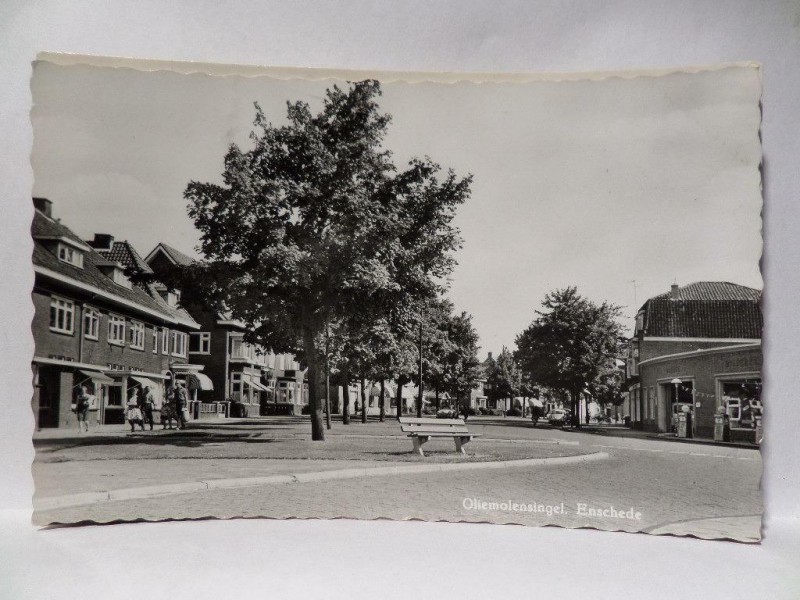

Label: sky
[31,61,763,355]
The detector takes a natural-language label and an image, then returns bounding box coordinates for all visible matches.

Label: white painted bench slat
[398,417,477,456]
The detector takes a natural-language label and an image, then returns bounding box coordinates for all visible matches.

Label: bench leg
[454,436,468,455]
[412,436,429,457]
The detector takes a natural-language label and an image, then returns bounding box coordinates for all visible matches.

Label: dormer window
[57,242,84,268]
[96,261,133,289]
[158,289,181,307]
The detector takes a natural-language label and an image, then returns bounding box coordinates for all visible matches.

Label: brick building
[145,243,307,417]
[623,282,762,440]
[31,198,200,429]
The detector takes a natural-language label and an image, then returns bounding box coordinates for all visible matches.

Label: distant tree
[442,311,481,417]
[178,80,471,440]
[515,287,624,428]
[487,346,521,414]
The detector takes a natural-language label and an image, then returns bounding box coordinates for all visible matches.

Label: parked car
[547,409,569,426]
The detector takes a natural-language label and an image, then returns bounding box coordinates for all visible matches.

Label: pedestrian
[162,381,176,430]
[126,387,145,432]
[140,385,155,431]
[174,381,188,429]
[75,385,91,433]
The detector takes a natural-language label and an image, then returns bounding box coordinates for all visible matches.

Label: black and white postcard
[29,55,763,542]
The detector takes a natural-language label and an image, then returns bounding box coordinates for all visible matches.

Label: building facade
[31,198,200,429]
[623,282,762,440]
[145,243,307,417]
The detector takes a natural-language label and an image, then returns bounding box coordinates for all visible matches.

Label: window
[152,327,158,353]
[161,328,170,355]
[189,332,211,354]
[57,243,84,268]
[171,330,187,357]
[108,314,126,345]
[128,320,145,350]
[82,306,99,340]
[49,296,75,334]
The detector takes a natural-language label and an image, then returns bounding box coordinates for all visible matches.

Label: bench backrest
[399,416,469,435]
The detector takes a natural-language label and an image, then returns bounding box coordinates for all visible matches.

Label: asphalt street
[33,417,762,541]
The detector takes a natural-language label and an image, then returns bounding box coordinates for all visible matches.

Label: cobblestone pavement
[33,417,762,541]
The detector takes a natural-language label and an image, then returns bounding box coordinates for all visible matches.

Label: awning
[185,372,214,391]
[130,375,159,390]
[77,369,115,385]
[248,379,269,393]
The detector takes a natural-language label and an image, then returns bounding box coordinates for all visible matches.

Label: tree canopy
[179,80,473,440]
[514,287,624,426]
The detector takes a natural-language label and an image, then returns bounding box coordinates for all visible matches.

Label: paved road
[33,417,762,541]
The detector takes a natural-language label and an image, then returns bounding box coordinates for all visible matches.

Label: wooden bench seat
[399,417,480,456]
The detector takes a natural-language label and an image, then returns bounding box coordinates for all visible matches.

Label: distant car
[548,409,569,426]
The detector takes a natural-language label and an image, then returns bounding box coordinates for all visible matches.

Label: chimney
[670,283,680,299]
[89,233,115,250]
[487,352,493,360]
[33,197,52,218]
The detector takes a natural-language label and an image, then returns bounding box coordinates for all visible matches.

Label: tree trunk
[361,376,367,424]
[396,376,406,420]
[573,388,582,429]
[379,379,386,422]
[301,323,325,441]
[342,363,350,425]
[435,388,440,412]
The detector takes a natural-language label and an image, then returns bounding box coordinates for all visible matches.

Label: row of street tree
[160,80,481,441]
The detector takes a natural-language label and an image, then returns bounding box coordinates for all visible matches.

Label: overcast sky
[31,61,763,355]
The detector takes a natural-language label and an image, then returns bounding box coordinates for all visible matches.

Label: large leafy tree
[515,287,624,427]
[182,80,471,440]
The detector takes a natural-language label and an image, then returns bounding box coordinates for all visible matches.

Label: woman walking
[75,385,91,433]
[126,387,145,432]
[161,381,177,430]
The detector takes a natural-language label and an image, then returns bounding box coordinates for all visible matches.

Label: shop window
[128,320,145,350]
[189,332,211,354]
[721,379,762,428]
[83,306,100,340]
[108,314,126,345]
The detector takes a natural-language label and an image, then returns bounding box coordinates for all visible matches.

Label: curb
[34,451,609,511]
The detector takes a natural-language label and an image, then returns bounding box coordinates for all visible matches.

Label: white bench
[399,417,479,456]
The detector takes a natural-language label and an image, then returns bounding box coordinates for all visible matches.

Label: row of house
[622,281,763,442]
[30,197,308,429]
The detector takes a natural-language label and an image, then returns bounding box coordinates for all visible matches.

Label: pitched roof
[154,243,196,266]
[96,241,154,274]
[31,209,197,328]
[641,282,762,339]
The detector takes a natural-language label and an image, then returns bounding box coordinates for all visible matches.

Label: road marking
[737,456,753,460]
[689,452,710,457]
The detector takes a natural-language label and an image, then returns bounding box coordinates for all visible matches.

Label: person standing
[140,385,155,431]
[75,385,91,433]
[162,381,176,430]
[126,387,144,432]
[174,381,188,430]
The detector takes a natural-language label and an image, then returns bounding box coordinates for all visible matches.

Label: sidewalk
[562,424,761,450]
